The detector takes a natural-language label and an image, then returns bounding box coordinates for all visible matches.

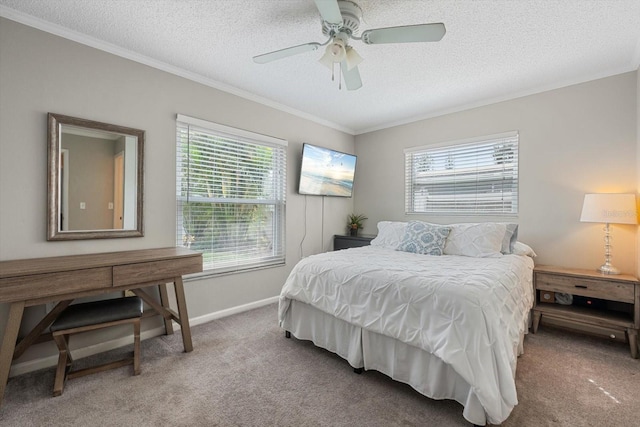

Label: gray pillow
[397,221,451,255]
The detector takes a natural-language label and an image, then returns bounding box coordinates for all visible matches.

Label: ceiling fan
[253,0,446,91]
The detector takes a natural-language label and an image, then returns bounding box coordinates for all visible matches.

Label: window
[405,132,518,215]
[176,114,287,274]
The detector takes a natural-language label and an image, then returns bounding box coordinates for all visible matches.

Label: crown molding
[355,66,638,135]
[0,6,355,136]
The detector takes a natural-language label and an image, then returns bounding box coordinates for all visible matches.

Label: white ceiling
[1,0,639,135]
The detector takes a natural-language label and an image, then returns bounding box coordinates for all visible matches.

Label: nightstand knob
[610,334,616,339]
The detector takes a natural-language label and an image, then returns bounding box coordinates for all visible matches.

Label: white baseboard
[9,296,279,377]
[185,295,279,328]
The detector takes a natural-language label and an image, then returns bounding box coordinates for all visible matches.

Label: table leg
[158,283,174,335]
[0,301,26,407]
[627,328,638,359]
[132,288,179,323]
[173,277,193,352]
[532,310,542,333]
[13,300,72,360]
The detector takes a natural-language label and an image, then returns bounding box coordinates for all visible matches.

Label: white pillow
[512,241,537,257]
[370,221,407,249]
[501,223,519,254]
[443,222,507,258]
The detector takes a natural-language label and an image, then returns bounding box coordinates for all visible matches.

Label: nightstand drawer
[535,273,635,303]
[541,315,628,343]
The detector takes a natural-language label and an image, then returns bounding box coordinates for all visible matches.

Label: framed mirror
[47,113,144,240]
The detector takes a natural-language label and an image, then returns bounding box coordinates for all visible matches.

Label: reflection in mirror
[48,113,144,240]
[60,127,137,231]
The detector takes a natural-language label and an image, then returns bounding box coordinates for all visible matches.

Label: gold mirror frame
[47,113,144,240]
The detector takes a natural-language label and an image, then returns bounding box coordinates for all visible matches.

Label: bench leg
[52,334,71,397]
[133,320,141,375]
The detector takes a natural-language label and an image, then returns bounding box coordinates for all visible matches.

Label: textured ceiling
[1,0,639,134]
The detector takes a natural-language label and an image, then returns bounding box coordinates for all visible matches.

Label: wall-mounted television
[298,143,357,197]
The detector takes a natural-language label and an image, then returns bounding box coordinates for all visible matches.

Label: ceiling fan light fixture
[319,49,335,69]
[319,38,346,69]
[330,43,343,57]
[344,46,363,70]
[329,38,346,61]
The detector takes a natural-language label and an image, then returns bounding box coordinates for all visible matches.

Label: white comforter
[279,246,534,424]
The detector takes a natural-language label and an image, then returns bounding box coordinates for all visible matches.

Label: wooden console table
[0,247,202,407]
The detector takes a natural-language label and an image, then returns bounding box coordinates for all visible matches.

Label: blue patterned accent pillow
[396,221,451,255]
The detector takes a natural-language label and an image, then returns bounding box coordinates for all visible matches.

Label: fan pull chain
[331,62,335,81]
[339,62,342,90]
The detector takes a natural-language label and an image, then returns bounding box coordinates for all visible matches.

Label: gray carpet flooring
[1,303,638,426]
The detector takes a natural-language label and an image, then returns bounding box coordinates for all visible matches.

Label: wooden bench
[49,297,143,397]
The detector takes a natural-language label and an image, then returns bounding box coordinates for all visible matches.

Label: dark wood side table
[532,265,639,358]
[333,234,376,251]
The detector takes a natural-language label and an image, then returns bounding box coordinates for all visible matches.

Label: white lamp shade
[318,49,335,69]
[319,38,346,69]
[580,193,638,224]
[344,47,363,70]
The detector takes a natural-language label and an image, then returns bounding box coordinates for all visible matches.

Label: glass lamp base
[598,264,620,275]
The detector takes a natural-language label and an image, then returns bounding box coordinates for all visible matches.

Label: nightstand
[532,265,639,358]
[333,234,375,251]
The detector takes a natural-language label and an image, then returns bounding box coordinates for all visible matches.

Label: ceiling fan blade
[341,62,362,91]
[313,0,343,25]
[362,23,446,44]
[253,42,321,64]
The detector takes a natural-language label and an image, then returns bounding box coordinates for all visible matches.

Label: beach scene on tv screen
[300,145,356,196]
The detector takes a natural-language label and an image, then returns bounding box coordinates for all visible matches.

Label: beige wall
[0,18,354,369]
[355,72,638,275]
[637,67,640,278]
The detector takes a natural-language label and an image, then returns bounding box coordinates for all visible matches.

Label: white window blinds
[405,132,518,215]
[176,114,287,274]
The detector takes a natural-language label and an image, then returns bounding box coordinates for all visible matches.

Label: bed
[278,221,536,425]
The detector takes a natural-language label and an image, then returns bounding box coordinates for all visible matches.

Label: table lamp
[580,193,638,274]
